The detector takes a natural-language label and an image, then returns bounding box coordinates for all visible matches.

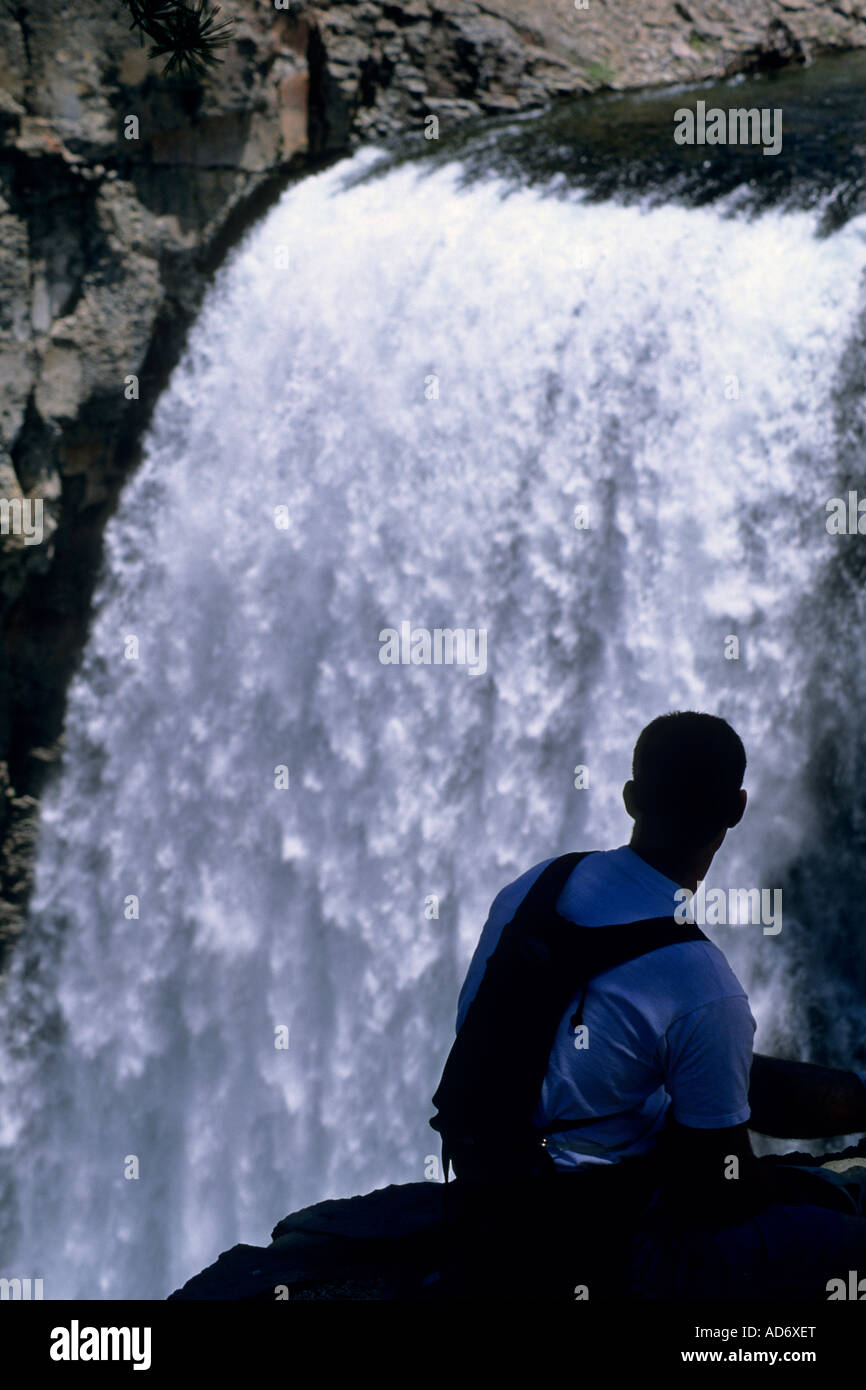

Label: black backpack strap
[435,851,595,1181]
[565,917,708,978]
[567,917,709,1027]
[509,851,595,932]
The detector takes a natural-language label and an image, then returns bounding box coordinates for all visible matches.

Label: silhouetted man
[432,711,866,1298]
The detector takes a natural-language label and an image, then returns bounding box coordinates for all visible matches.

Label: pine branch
[125,0,234,82]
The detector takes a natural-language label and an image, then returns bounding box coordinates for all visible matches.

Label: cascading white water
[2,145,866,1299]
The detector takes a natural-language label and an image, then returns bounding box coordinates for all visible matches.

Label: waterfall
[2,144,866,1299]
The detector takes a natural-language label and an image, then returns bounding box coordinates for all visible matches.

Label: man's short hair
[631,711,746,847]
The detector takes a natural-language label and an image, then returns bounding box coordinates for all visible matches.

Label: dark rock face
[169,1182,447,1300]
[169,1143,866,1299]
[2,0,866,955]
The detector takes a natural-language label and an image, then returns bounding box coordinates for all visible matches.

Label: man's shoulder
[498,846,627,905]
[489,854,559,914]
[556,844,681,926]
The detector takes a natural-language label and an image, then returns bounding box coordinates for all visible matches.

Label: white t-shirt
[455,846,756,1170]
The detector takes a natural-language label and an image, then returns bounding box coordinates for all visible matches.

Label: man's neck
[627,838,713,892]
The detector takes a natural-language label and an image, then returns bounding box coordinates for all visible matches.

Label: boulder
[169,1181,446,1300]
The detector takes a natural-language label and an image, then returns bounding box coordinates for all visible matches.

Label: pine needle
[125,0,234,81]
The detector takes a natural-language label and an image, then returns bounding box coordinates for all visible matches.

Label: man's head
[623,711,747,853]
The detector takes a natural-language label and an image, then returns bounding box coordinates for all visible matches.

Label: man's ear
[728,788,747,828]
[623,780,637,819]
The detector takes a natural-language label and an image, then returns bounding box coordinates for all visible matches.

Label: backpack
[430,851,709,1181]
